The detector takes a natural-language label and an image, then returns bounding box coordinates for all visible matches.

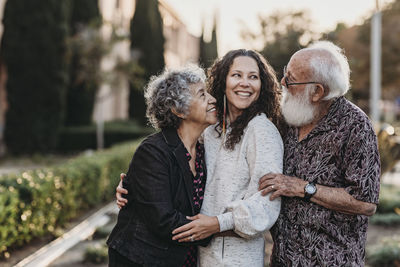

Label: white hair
[303,41,350,100]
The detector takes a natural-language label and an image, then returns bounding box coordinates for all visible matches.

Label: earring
[222,94,226,137]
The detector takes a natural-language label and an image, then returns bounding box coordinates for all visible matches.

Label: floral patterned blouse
[270,96,381,267]
[182,142,206,267]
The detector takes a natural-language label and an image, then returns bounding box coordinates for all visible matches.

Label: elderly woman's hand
[116,173,128,208]
[171,214,220,242]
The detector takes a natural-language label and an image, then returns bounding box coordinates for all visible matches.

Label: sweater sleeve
[216,116,283,238]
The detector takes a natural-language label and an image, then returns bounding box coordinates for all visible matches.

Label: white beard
[281,86,316,127]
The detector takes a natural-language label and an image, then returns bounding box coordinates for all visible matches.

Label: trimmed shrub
[0,139,142,258]
[57,120,153,151]
[129,0,165,124]
[65,0,102,126]
[2,0,69,154]
[370,213,400,226]
[367,238,400,267]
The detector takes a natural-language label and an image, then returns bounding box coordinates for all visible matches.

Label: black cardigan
[107,128,211,266]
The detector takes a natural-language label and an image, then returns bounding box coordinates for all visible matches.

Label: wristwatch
[304,182,317,202]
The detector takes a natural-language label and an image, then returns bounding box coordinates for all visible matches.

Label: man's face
[280,53,317,127]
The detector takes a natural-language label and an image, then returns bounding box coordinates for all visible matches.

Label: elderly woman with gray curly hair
[107,65,219,267]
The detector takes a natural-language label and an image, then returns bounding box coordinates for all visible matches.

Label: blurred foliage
[367,236,400,267]
[241,1,400,111]
[93,226,112,240]
[375,184,400,214]
[65,0,101,126]
[129,0,165,124]
[199,16,218,69]
[0,139,141,259]
[377,128,400,175]
[1,0,69,154]
[57,120,154,152]
[370,213,400,226]
[241,10,314,79]
[83,242,108,264]
[323,0,400,108]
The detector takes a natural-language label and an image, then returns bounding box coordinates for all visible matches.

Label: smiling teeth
[236,92,251,96]
[208,108,216,112]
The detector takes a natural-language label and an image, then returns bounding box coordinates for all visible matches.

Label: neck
[298,100,333,141]
[177,121,206,153]
[227,104,243,124]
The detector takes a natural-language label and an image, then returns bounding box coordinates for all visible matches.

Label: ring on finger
[271,185,274,189]
[190,235,194,242]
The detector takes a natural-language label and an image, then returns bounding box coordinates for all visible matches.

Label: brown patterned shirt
[270,96,380,267]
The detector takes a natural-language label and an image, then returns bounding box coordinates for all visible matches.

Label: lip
[207,107,216,112]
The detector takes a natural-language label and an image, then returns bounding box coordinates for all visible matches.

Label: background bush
[0,139,142,258]
[1,0,69,154]
[367,237,400,267]
[57,120,153,152]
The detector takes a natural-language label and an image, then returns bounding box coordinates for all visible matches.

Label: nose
[208,94,216,104]
[239,77,250,87]
[280,76,286,87]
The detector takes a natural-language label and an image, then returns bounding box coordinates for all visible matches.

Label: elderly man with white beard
[258,41,380,267]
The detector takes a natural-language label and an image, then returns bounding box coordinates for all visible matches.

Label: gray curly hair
[145,65,206,129]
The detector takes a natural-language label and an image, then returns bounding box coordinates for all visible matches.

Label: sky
[164,0,395,55]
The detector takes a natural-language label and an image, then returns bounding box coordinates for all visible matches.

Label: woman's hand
[116,173,128,208]
[172,214,220,242]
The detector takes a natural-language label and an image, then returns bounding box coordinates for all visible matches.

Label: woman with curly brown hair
[171,49,285,266]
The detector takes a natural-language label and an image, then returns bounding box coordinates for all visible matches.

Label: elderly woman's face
[225,56,261,120]
[185,82,217,127]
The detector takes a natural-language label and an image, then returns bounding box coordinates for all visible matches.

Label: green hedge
[57,121,153,152]
[367,238,400,267]
[0,140,142,258]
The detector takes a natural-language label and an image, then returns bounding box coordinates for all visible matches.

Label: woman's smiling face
[225,56,261,121]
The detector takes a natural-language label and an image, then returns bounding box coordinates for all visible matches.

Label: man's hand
[258,173,307,200]
[172,214,220,242]
[116,173,128,209]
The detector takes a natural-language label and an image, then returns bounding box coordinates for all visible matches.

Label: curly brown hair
[208,49,286,149]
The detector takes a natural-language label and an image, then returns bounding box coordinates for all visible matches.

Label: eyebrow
[196,88,205,95]
[231,70,259,74]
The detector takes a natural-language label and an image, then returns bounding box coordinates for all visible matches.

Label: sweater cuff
[217,212,234,232]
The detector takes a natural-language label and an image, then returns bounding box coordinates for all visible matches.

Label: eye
[232,73,240,77]
[250,75,259,80]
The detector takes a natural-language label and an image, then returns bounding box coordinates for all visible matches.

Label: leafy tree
[323,0,400,110]
[65,0,101,126]
[129,0,165,124]
[1,0,69,154]
[241,11,314,79]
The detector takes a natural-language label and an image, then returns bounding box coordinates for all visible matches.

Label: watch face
[305,184,316,194]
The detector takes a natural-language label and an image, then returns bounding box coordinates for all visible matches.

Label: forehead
[230,56,259,72]
[189,81,205,94]
[287,51,313,78]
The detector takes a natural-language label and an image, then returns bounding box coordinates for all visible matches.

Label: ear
[171,108,186,119]
[311,84,325,102]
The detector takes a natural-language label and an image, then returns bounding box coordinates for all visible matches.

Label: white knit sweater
[198,114,283,266]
